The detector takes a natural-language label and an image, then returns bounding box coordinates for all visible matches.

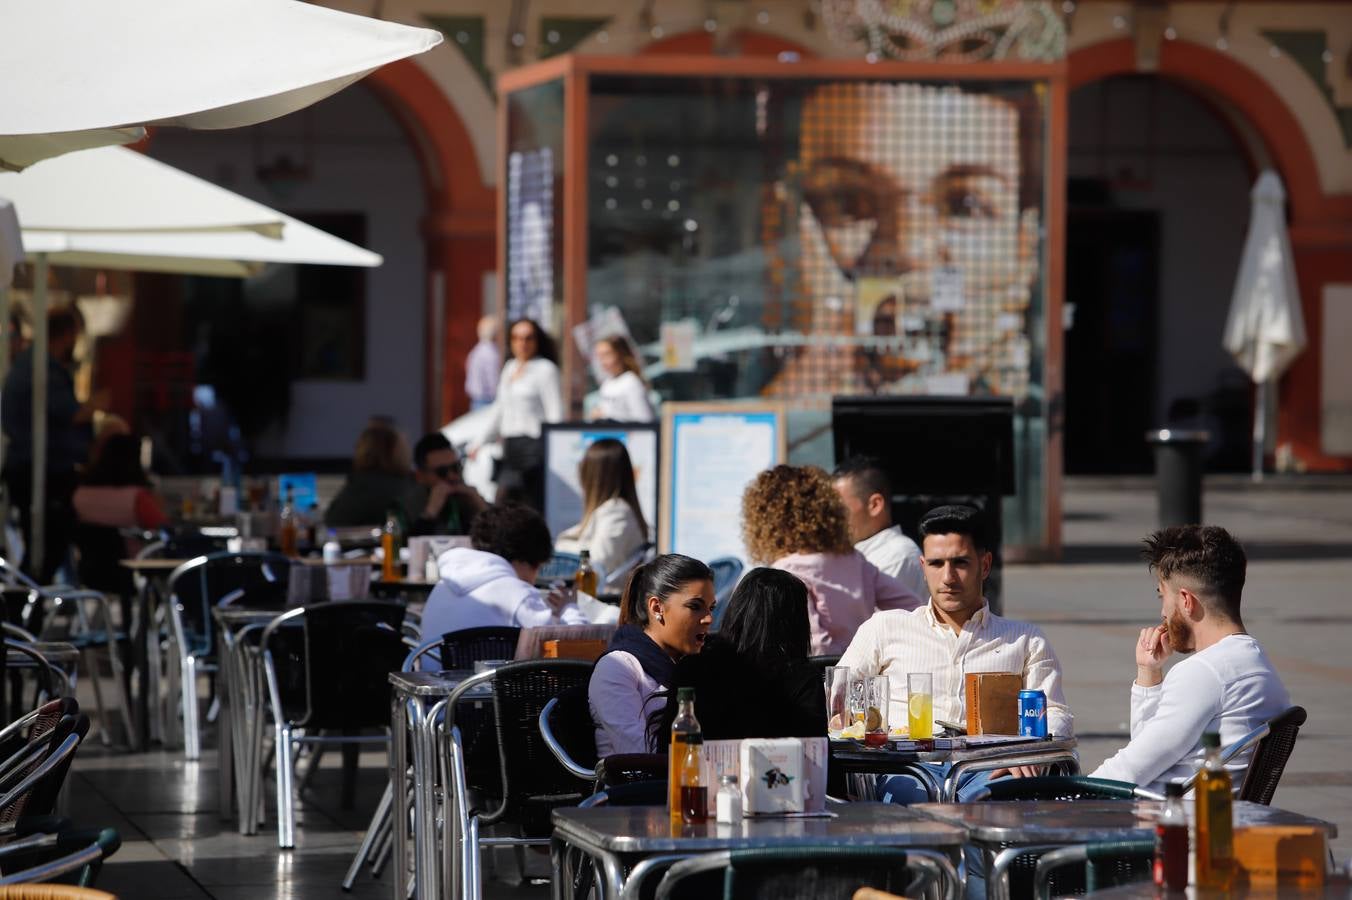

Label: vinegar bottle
[1195,732,1234,891]
[575,550,598,597]
[668,688,705,826]
[381,506,404,582]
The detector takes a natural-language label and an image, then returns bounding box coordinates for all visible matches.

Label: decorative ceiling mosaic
[822,0,1066,62]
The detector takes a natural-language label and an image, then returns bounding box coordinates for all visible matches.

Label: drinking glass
[907,672,934,739]
[823,666,851,738]
[863,675,890,746]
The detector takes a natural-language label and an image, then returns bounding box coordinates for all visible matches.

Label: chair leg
[181,656,200,760]
[206,694,220,724]
[342,780,393,890]
[466,816,482,900]
[276,725,296,849]
[81,649,111,747]
[299,743,326,794]
[106,634,135,749]
[370,818,394,877]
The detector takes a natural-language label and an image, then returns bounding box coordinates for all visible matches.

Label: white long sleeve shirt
[482,357,562,442]
[554,497,647,582]
[588,650,663,756]
[855,525,927,602]
[1091,634,1289,793]
[592,371,654,422]
[837,602,1074,738]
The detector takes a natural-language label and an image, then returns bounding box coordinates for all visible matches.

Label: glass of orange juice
[907,672,934,740]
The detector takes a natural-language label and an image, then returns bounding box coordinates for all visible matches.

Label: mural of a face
[768,81,1041,398]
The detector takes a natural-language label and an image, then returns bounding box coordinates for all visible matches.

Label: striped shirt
[837,601,1074,737]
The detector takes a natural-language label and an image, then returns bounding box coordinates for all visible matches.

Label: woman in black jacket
[655,567,826,744]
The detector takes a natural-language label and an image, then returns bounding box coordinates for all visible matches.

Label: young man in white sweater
[1090,525,1290,793]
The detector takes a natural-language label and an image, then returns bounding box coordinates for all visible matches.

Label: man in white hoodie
[419,503,587,648]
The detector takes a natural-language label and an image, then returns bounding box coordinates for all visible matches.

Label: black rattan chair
[1031,838,1154,900]
[1238,705,1307,804]
[0,826,121,887]
[441,627,521,671]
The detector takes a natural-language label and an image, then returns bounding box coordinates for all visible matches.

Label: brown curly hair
[741,464,853,564]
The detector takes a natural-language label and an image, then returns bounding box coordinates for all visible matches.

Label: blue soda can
[1018,689,1048,738]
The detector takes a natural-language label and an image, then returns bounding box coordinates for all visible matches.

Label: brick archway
[364,59,495,425]
[1068,38,1352,471]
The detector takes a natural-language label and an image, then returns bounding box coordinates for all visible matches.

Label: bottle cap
[1201,732,1220,748]
[1164,782,1184,798]
[677,687,696,703]
[720,774,738,786]
[579,549,590,561]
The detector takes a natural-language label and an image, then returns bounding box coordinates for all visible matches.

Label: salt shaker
[322,538,341,564]
[715,774,741,824]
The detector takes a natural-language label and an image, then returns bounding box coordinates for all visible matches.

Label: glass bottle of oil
[668,688,705,826]
[381,505,404,582]
[1195,731,1234,890]
[278,487,299,558]
[574,550,598,597]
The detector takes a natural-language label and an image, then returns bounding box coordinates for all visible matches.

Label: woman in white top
[555,438,648,583]
[590,335,654,423]
[588,554,714,757]
[476,318,563,510]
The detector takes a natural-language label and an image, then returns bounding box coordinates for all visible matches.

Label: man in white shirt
[1090,525,1289,793]
[838,504,1073,803]
[833,456,927,600]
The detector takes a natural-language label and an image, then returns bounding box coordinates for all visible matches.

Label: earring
[657,614,665,625]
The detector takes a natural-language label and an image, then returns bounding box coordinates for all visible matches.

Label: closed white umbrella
[0,0,441,171]
[1223,170,1308,481]
[0,147,381,574]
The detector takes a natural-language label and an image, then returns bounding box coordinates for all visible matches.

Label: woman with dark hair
[474,318,562,511]
[657,568,826,742]
[590,334,654,423]
[588,554,714,757]
[554,438,647,582]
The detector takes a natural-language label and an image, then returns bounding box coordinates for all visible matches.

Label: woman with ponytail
[588,554,714,756]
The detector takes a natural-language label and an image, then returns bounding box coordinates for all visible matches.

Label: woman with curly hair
[742,464,922,655]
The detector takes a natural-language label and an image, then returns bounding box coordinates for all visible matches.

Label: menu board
[659,402,786,566]
[543,423,659,541]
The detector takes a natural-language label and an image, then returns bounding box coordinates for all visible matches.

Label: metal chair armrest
[0,734,81,812]
[401,638,442,672]
[943,750,1080,801]
[538,698,595,781]
[1032,845,1089,900]
[1179,722,1270,793]
[988,844,1064,900]
[619,854,694,900]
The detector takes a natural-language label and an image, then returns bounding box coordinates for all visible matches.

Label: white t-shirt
[855,525,927,601]
[1091,634,1290,793]
[593,371,654,423]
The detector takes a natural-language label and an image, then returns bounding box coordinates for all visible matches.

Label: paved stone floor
[59,476,1351,897]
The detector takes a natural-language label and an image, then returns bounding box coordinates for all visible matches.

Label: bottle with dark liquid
[668,687,706,826]
[574,550,597,597]
[1195,731,1234,890]
[278,487,299,558]
[381,506,403,582]
[1154,781,1188,891]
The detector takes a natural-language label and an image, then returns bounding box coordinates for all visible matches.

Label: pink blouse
[772,550,923,655]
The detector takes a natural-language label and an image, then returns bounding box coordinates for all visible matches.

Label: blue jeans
[877,764,1000,900]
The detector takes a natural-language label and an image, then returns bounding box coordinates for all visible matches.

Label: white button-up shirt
[855,524,926,601]
[837,601,1074,737]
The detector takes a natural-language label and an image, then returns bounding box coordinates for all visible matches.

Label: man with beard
[1090,525,1289,793]
[1,306,100,583]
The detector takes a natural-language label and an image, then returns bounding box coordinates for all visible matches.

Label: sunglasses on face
[432,462,463,478]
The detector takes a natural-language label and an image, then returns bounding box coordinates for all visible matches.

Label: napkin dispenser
[739,739,805,815]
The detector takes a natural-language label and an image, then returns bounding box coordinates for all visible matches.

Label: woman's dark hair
[84,434,150,488]
[508,318,558,364]
[717,568,811,664]
[470,503,554,567]
[619,554,713,627]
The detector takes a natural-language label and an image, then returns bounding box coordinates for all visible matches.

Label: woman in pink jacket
[741,465,923,655]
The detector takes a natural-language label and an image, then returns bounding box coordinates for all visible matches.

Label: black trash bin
[1146,429,1209,528]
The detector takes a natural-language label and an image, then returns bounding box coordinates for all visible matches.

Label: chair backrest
[481,659,594,835]
[169,551,292,654]
[264,601,408,730]
[977,776,1142,802]
[655,847,945,900]
[1239,705,1307,805]
[541,686,599,777]
[439,626,522,670]
[0,712,89,825]
[707,557,743,630]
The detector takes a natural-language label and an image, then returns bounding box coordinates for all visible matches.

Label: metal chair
[439,659,595,900]
[164,551,290,760]
[707,557,743,630]
[598,543,656,595]
[1032,838,1155,900]
[1177,705,1307,805]
[0,827,121,888]
[258,601,408,848]
[635,847,960,900]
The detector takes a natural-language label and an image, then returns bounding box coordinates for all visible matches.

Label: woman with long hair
[742,464,922,655]
[555,438,647,583]
[324,420,414,527]
[590,334,654,423]
[588,554,714,757]
[474,318,562,511]
[656,567,826,742]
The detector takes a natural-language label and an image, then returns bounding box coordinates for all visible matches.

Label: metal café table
[389,669,490,900]
[1085,877,1352,899]
[830,735,1080,801]
[550,803,968,900]
[914,799,1341,900]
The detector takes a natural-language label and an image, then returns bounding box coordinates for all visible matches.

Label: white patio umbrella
[1222,170,1308,481]
[0,0,442,171]
[0,147,380,574]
